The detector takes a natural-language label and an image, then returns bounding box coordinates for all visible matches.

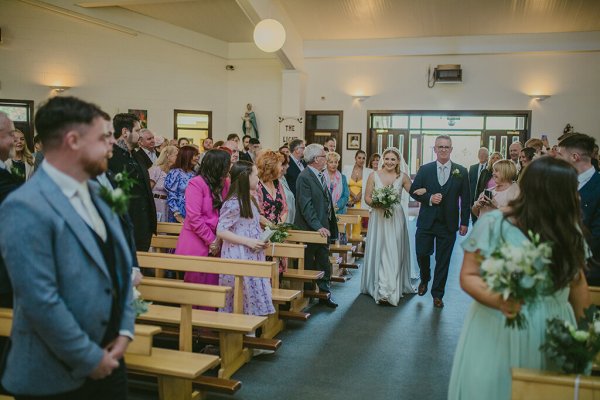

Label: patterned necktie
[318,172,328,193]
[438,166,447,186]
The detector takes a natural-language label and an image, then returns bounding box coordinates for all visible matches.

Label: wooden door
[368,128,409,162]
[305,111,343,162]
[482,130,526,158]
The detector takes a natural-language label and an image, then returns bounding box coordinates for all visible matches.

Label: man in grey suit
[294,143,339,308]
[0,96,135,399]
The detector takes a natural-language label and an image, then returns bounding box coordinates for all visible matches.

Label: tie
[318,172,328,193]
[478,164,484,176]
[438,166,447,186]
[77,188,107,241]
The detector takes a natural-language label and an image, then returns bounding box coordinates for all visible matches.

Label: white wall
[304,53,600,163]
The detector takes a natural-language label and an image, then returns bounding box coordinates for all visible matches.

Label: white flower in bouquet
[370,185,401,218]
[594,321,600,335]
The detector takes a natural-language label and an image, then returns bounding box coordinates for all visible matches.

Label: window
[173,110,212,150]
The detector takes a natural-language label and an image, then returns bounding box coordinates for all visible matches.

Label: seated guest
[448,156,590,400]
[557,133,600,284]
[368,152,381,170]
[475,151,502,200]
[239,134,253,162]
[279,152,295,224]
[472,160,519,218]
[134,128,158,169]
[217,161,275,317]
[149,145,178,222]
[178,149,231,287]
[256,150,288,227]
[165,145,199,223]
[324,152,350,214]
[5,129,35,181]
[177,137,190,147]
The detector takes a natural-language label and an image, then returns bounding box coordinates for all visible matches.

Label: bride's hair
[382,147,402,174]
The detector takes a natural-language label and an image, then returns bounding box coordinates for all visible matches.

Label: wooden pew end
[279,310,311,321]
[194,376,242,395]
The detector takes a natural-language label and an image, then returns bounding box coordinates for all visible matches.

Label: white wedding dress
[360,173,418,306]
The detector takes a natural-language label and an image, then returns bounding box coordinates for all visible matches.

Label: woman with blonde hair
[6,129,34,181]
[148,145,178,222]
[475,151,502,200]
[324,152,350,214]
[472,159,519,218]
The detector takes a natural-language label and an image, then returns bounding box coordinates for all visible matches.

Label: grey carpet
[130,218,473,400]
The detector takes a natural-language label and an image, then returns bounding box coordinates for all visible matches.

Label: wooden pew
[156,221,182,235]
[0,308,222,400]
[589,286,600,305]
[285,230,342,285]
[511,368,600,399]
[136,276,264,379]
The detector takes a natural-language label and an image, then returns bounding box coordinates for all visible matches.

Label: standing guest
[227,133,240,146]
[217,161,275,316]
[0,96,135,399]
[255,150,288,226]
[178,150,231,287]
[324,137,337,153]
[154,135,167,153]
[508,141,523,173]
[247,138,261,162]
[294,144,339,308]
[239,135,253,162]
[592,144,599,171]
[524,138,545,157]
[285,139,306,195]
[517,147,536,179]
[279,152,295,224]
[32,135,44,170]
[177,137,190,147]
[0,112,22,309]
[368,153,381,170]
[222,140,240,163]
[164,145,199,223]
[410,135,470,308]
[134,128,158,169]
[343,150,374,238]
[109,113,156,251]
[472,160,519,219]
[448,157,590,400]
[324,152,350,214]
[278,144,290,157]
[202,137,214,151]
[148,145,178,222]
[214,140,225,148]
[475,151,502,201]
[5,129,35,181]
[468,147,489,222]
[557,133,600,284]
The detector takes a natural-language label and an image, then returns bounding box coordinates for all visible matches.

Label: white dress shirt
[42,161,107,241]
[578,166,596,190]
[291,155,305,171]
[143,147,157,164]
[0,159,6,170]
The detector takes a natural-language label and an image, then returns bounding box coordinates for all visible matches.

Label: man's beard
[83,155,108,178]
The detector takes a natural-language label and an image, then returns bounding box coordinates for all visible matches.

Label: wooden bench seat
[282,268,324,281]
[197,331,282,352]
[271,288,301,302]
[511,368,600,399]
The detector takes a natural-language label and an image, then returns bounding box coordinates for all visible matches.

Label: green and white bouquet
[100,170,136,216]
[371,185,400,218]
[480,231,553,329]
[262,223,296,243]
[540,306,600,375]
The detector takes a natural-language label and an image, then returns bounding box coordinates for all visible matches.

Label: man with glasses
[410,135,470,308]
[285,139,306,195]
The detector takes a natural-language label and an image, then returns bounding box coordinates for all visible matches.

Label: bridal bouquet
[371,185,400,218]
[540,306,600,375]
[479,231,553,329]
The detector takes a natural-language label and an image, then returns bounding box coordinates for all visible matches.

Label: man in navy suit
[0,96,134,398]
[285,139,306,195]
[557,133,600,284]
[410,135,471,308]
[468,147,488,223]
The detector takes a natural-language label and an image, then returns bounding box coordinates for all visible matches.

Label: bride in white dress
[360,147,421,306]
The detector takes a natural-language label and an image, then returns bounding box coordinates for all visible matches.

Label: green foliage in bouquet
[100,170,137,215]
[370,185,401,218]
[268,223,297,243]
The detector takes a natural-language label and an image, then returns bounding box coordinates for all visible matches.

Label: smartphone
[541,134,548,141]
[483,189,493,200]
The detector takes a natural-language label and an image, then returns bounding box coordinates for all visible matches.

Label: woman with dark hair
[342,150,373,237]
[176,149,231,288]
[448,157,590,400]
[217,161,275,317]
[519,147,536,169]
[165,145,199,222]
[177,137,189,147]
[368,153,381,171]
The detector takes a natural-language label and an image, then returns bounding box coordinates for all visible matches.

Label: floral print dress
[218,197,275,316]
[255,180,288,272]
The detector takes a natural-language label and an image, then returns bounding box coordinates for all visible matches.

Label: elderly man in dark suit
[468,147,488,223]
[410,135,471,308]
[0,96,135,399]
[557,133,600,284]
[134,128,158,169]
[285,139,306,195]
[294,143,339,308]
[108,113,157,251]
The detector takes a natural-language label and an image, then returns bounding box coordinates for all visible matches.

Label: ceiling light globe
[253,19,286,53]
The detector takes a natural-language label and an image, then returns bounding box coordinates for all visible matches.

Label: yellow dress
[348,178,363,238]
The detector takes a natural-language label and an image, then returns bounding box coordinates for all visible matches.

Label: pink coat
[177,175,229,286]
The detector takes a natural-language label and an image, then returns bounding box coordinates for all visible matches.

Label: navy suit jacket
[285,156,306,196]
[294,168,338,239]
[0,169,134,395]
[468,163,483,204]
[0,168,23,305]
[410,161,471,232]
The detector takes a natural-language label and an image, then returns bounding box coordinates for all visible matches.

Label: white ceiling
[92,0,600,43]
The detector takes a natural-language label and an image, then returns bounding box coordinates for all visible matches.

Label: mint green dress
[447,210,576,400]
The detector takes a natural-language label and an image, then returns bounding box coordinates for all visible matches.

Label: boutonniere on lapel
[451,168,462,178]
[9,166,25,181]
[100,170,136,215]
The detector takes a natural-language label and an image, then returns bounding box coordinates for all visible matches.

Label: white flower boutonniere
[100,170,136,215]
[451,168,461,178]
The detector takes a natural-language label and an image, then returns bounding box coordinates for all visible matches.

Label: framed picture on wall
[128,109,148,128]
[347,132,361,150]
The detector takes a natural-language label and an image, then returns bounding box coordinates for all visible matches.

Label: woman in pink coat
[177,149,232,285]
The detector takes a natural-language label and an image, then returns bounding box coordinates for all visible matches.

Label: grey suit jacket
[0,168,135,395]
[294,167,338,238]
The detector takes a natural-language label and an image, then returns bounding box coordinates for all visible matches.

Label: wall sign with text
[278,116,304,145]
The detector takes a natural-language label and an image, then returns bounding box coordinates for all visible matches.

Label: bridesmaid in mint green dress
[448,157,590,400]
